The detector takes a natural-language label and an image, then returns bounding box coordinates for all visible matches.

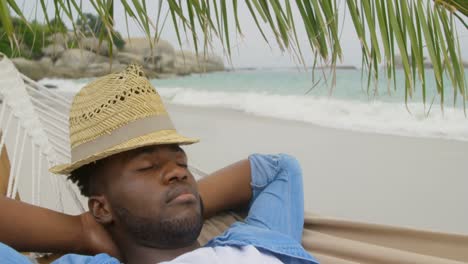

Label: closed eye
[137,165,155,171]
[178,163,188,168]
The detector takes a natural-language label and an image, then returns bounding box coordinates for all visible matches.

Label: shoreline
[39,70,468,145]
[166,101,468,144]
[166,103,468,235]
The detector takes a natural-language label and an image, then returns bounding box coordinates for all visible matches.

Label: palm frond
[0,0,466,111]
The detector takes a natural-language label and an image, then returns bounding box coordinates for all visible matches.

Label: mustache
[165,184,198,204]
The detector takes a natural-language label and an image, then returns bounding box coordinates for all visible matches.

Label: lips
[166,185,197,204]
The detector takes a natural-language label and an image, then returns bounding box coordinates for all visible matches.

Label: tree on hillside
[75,12,124,50]
[76,13,103,36]
[49,17,67,33]
[0,18,49,59]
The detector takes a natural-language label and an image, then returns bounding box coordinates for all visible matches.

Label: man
[0,65,317,263]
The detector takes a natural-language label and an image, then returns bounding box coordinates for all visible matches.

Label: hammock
[0,54,467,264]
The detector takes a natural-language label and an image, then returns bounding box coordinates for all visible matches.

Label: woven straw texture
[50,64,198,175]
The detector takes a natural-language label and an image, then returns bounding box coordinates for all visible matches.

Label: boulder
[41,44,65,60]
[174,51,224,74]
[47,33,70,47]
[174,52,198,74]
[48,61,126,79]
[83,62,127,76]
[201,54,224,71]
[115,52,144,65]
[124,38,175,72]
[80,37,116,56]
[15,43,34,59]
[39,57,53,68]
[124,38,173,55]
[11,58,49,80]
[54,49,108,72]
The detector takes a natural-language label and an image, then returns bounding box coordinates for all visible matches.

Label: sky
[19,1,468,68]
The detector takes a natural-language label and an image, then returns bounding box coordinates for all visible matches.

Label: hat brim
[49,129,198,175]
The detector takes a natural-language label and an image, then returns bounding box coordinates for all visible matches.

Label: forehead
[108,144,186,163]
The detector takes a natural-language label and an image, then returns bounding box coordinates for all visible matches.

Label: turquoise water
[154,68,467,107]
[40,68,468,141]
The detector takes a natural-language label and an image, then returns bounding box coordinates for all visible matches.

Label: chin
[167,202,200,218]
[116,200,204,249]
[155,208,203,248]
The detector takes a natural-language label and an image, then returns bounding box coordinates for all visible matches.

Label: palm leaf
[1,0,467,112]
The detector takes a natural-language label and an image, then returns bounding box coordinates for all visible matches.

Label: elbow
[278,154,302,179]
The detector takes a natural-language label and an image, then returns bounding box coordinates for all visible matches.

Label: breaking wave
[39,78,468,142]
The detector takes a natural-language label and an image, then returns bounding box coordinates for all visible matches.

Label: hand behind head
[79,212,122,260]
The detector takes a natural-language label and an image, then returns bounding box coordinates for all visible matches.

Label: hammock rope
[0,55,80,212]
[8,129,27,199]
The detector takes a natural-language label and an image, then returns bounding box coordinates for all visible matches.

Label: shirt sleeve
[52,253,120,264]
[0,242,33,263]
[245,154,305,242]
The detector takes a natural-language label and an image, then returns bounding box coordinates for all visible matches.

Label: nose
[162,163,188,184]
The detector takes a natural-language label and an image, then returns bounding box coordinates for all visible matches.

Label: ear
[88,195,113,225]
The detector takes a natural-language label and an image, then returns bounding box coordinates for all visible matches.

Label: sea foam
[39,78,468,142]
[157,87,468,142]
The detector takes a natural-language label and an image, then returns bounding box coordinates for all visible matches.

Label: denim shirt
[0,154,318,264]
[205,154,318,263]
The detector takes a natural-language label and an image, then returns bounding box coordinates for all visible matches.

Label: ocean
[39,68,468,142]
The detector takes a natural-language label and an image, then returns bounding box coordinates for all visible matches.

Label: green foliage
[76,13,103,36]
[112,31,125,50]
[76,13,125,50]
[49,17,67,33]
[66,39,79,49]
[0,32,13,57]
[0,13,126,59]
[0,18,49,59]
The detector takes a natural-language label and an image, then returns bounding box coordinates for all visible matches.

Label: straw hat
[50,64,198,175]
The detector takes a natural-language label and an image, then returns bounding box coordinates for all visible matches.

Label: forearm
[0,196,85,254]
[197,159,252,218]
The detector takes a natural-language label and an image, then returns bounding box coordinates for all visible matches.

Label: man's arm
[0,196,82,253]
[197,159,252,219]
[198,154,305,242]
[243,154,305,242]
[0,196,119,256]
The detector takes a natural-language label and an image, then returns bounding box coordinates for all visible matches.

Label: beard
[114,199,204,249]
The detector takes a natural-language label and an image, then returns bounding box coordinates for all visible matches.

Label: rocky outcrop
[46,33,71,47]
[124,38,173,56]
[10,36,224,80]
[41,44,65,60]
[54,49,108,71]
[80,37,115,56]
[123,38,224,76]
[83,62,127,77]
[124,38,176,73]
[115,52,144,65]
[174,51,224,75]
[11,58,49,80]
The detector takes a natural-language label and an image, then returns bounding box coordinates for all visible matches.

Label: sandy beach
[166,103,468,235]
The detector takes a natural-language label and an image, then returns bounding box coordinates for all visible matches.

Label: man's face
[95,144,203,249]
